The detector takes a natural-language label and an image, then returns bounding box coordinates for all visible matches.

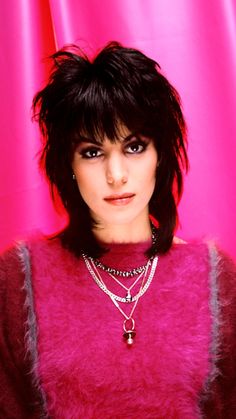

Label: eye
[125,140,147,154]
[80,147,103,159]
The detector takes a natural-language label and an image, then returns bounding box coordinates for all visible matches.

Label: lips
[104,193,135,206]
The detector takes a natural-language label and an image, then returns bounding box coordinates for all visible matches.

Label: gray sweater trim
[202,242,221,399]
[17,241,49,418]
[208,243,221,382]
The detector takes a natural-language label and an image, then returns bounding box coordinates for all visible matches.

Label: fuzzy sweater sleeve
[201,249,236,418]
[0,247,41,418]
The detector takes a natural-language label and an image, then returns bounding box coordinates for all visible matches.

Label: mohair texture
[0,246,44,418]
[25,239,223,418]
[0,237,236,418]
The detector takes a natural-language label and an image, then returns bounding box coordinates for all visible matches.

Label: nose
[106,153,128,186]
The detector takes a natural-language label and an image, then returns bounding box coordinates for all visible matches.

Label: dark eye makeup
[79,147,103,159]
[125,137,149,154]
[77,135,151,159]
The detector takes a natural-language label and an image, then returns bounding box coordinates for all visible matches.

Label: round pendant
[123,318,136,345]
[123,330,136,345]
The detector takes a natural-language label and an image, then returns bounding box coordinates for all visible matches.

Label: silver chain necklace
[107,269,145,302]
[82,255,157,303]
[82,253,158,345]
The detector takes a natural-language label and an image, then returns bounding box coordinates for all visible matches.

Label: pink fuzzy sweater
[0,237,236,418]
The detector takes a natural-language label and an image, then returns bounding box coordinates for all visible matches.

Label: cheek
[75,171,102,209]
[144,159,157,184]
[76,176,93,199]
[144,162,158,198]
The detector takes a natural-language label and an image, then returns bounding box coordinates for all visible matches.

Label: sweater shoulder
[0,242,44,417]
[0,244,26,317]
[169,239,235,272]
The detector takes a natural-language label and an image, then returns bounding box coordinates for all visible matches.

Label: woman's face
[72,126,158,232]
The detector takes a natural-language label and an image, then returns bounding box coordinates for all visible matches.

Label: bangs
[70,72,149,147]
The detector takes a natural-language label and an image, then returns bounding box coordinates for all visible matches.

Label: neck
[92,219,152,244]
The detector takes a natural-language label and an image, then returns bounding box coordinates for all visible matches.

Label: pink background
[0,0,235,259]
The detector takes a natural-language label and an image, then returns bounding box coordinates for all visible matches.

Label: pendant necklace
[82,253,158,345]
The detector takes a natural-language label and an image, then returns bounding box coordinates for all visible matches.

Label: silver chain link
[82,254,158,303]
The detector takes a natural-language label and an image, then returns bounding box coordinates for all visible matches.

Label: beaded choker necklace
[87,257,152,278]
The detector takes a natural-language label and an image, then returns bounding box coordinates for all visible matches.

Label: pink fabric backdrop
[0,0,235,259]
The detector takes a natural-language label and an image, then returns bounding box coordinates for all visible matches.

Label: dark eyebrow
[122,134,136,143]
[79,136,101,146]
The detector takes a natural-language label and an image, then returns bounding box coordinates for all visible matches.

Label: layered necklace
[82,228,158,346]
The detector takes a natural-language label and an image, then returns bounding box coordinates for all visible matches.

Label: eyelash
[80,139,148,159]
[126,140,147,154]
[80,148,103,159]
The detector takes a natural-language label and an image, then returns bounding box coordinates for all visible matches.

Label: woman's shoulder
[169,237,236,287]
[0,243,26,291]
[0,238,46,417]
[172,236,235,265]
[1,233,64,260]
[0,234,63,285]
[173,237,236,305]
[168,237,212,263]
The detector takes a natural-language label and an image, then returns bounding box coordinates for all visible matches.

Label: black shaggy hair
[33,41,188,258]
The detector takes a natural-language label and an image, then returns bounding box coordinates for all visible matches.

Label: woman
[0,42,235,418]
